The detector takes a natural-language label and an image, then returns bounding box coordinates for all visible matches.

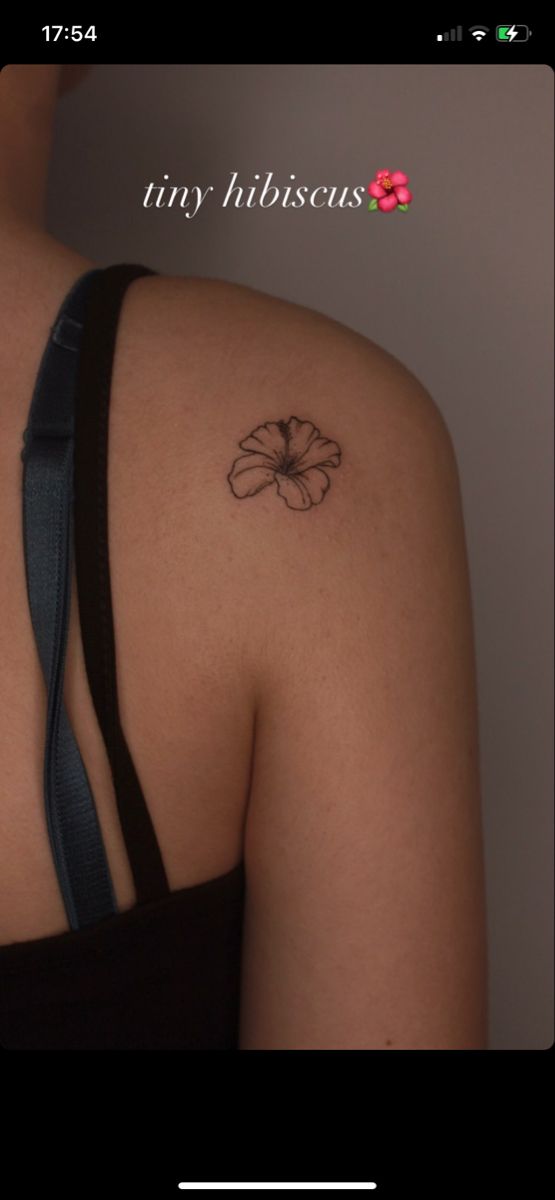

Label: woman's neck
[0,223,95,423]
[0,64,61,225]
[0,222,93,298]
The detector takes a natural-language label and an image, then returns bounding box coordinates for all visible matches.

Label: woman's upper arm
[238,356,488,1049]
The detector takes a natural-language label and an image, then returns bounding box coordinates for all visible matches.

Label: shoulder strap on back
[21,266,118,930]
[72,263,172,909]
[21,262,171,933]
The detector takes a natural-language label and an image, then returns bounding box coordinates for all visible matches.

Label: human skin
[0,65,488,1048]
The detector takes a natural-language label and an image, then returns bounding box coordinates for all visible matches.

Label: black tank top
[0,264,246,1050]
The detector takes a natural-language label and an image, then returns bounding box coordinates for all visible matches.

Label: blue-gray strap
[71,263,171,907]
[20,268,119,930]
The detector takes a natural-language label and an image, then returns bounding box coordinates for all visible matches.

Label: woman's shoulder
[122,269,454,456]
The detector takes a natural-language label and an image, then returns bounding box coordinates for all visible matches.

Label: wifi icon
[469,24,490,40]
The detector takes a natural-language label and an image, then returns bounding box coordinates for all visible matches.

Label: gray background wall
[46,64,554,1050]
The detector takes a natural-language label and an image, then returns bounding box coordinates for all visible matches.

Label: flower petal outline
[227,453,277,497]
[275,467,331,509]
[238,421,287,462]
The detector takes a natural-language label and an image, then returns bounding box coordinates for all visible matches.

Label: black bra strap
[21,267,119,930]
[73,263,172,907]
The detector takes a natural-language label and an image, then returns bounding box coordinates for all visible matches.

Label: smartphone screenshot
[0,18,551,1200]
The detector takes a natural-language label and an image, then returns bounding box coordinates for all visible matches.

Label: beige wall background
[46,64,554,1050]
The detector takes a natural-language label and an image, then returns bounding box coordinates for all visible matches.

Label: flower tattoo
[227,416,342,511]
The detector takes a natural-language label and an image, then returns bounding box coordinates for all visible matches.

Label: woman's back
[0,232,488,1049]
[0,245,257,955]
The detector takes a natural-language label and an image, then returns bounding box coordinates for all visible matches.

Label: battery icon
[496,24,530,41]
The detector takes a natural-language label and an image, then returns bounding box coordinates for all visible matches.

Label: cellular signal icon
[469,25,490,40]
[437,25,463,40]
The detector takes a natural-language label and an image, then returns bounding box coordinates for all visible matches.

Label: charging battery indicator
[496,24,530,41]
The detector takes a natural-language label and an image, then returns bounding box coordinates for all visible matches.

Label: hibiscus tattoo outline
[227,416,342,511]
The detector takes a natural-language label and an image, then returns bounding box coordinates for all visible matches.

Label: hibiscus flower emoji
[227,416,342,511]
[368,168,412,212]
